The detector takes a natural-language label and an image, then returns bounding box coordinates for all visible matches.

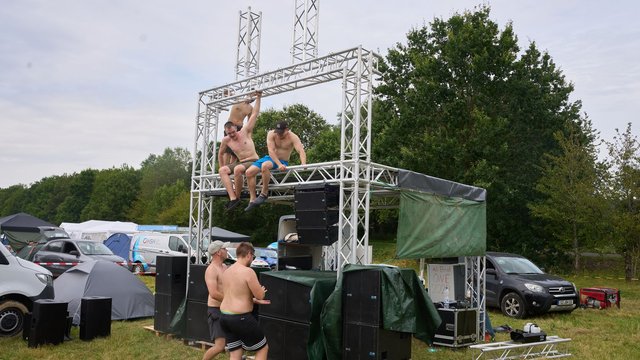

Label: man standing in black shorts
[220,242,270,360]
[203,240,230,360]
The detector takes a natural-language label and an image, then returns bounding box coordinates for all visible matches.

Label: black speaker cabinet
[156,256,188,295]
[295,209,338,228]
[154,293,184,333]
[22,312,31,340]
[343,269,382,326]
[28,299,68,348]
[80,296,112,341]
[188,264,208,302]
[185,300,210,342]
[296,226,338,245]
[294,184,339,211]
[259,273,313,323]
[259,315,310,360]
[433,308,478,347]
[342,323,412,360]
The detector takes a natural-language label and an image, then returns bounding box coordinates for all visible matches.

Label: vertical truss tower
[235,7,262,80]
[291,0,319,63]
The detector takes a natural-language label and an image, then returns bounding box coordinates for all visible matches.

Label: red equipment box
[579,287,620,309]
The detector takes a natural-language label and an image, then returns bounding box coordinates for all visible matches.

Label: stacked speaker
[80,296,112,340]
[27,299,69,348]
[342,269,412,360]
[185,264,211,342]
[294,184,339,245]
[258,271,337,360]
[154,256,188,333]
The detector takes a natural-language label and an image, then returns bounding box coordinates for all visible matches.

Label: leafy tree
[81,165,141,221]
[129,147,191,223]
[529,120,607,271]
[0,185,28,217]
[305,125,341,163]
[375,6,583,256]
[55,169,96,223]
[605,123,640,280]
[156,188,190,226]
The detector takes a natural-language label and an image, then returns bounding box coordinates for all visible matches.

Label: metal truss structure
[190,46,381,272]
[465,256,486,343]
[291,0,319,63]
[235,7,262,80]
[190,43,486,343]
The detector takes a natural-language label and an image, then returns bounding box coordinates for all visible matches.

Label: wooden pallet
[182,339,214,350]
[143,325,175,340]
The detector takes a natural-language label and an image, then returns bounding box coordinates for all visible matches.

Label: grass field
[2,242,639,359]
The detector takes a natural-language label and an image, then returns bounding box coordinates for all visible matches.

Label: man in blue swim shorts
[244,120,306,211]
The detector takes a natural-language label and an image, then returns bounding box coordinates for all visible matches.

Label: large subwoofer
[28,299,68,348]
[342,269,382,326]
[80,296,112,340]
[259,315,310,360]
[185,300,210,342]
[294,184,339,246]
[187,264,208,302]
[342,323,412,360]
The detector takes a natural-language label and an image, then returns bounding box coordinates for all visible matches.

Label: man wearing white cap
[203,240,230,360]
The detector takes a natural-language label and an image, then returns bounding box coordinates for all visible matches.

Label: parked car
[485,252,578,318]
[225,247,270,268]
[0,242,54,337]
[31,239,125,277]
[255,247,278,269]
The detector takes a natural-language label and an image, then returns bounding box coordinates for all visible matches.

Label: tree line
[1,7,638,277]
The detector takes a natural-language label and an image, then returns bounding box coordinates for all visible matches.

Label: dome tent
[53,260,154,325]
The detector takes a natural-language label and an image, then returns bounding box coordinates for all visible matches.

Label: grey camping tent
[0,212,63,251]
[53,260,154,325]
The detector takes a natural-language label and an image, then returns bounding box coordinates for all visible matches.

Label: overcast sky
[1,1,638,188]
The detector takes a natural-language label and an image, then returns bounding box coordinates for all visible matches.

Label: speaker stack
[342,269,412,360]
[185,264,211,342]
[258,271,337,360]
[80,296,112,340]
[294,184,339,245]
[27,299,69,348]
[154,256,188,333]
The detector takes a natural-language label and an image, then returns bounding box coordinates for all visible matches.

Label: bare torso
[225,131,258,162]
[270,131,297,161]
[229,102,252,128]
[205,261,226,307]
[220,263,256,314]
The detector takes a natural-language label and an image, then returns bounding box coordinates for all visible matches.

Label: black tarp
[0,212,55,232]
[0,212,57,251]
[209,226,251,242]
[398,169,486,202]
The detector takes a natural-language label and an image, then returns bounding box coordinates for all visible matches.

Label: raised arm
[244,90,262,134]
[292,133,307,165]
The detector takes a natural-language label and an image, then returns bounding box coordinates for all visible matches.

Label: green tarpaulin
[396,190,486,258]
[321,265,441,360]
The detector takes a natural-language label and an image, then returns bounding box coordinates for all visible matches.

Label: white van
[129,233,191,273]
[0,244,54,336]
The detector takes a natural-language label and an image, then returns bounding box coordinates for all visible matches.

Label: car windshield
[255,248,277,258]
[226,248,237,260]
[77,241,114,255]
[494,256,543,274]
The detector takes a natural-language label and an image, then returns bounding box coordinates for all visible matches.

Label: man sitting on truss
[218,91,262,211]
[244,120,306,211]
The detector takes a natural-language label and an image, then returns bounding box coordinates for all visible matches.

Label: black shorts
[221,312,267,352]
[207,307,225,341]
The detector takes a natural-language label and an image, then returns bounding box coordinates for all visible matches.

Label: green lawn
[2,242,638,359]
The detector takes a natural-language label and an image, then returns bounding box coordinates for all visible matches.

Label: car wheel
[501,292,527,318]
[0,300,28,337]
[132,263,144,274]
